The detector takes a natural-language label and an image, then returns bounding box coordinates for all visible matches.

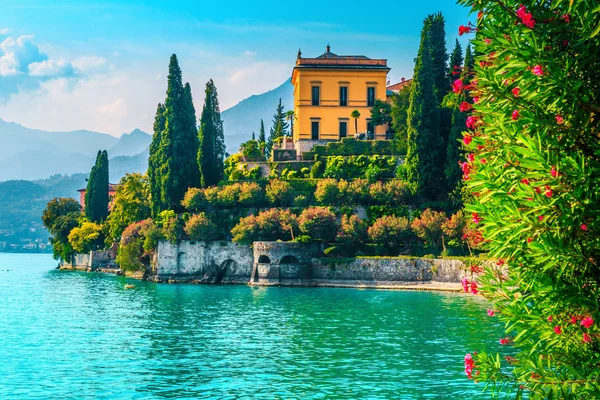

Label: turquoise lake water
[0,253,505,399]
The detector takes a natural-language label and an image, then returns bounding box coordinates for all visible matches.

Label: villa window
[311,121,320,140]
[367,120,375,139]
[339,121,348,139]
[367,87,375,107]
[339,86,348,106]
[312,86,320,106]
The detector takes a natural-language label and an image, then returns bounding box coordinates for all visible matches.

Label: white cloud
[29,59,75,77]
[0,52,18,75]
[243,50,257,57]
[0,29,10,35]
[0,35,48,75]
[72,56,107,73]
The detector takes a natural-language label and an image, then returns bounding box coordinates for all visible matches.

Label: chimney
[326,43,330,53]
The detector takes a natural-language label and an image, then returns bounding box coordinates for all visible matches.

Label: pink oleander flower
[480,158,487,164]
[464,353,475,379]
[570,316,578,324]
[499,338,509,345]
[463,134,472,146]
[521,178,530,185]
[462,278,470,292]
[581,224,588,231]
[551,167,558,178]
[532,65,544,76]
[556,115,564,125]
[544,186,553,198]
[453,79,464,93]
[472,97,479,104]
[484,38,491,45]
[487,309,495,317]
[467,153,475,163]
[547,316,553,322]
[583,333,591,343]
[512,110,519,120]
[554,326,562,335]
[472,213,481,224]
[516,5,536,28]
[466,116,476,129]
[458,25,472,36]
[581,316,594,329]
[538,215,544,222]
[459,101,472,112]
[527,237,534,243]
[470,281,479,295]
[512,87,520,97]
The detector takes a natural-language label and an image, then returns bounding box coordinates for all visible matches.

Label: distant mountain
[222,80,293,153]
[0,118,119,159]
[109,129,152,157]
[0,119,150,181]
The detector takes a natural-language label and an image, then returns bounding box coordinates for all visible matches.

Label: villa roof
[387,78,412,92]
[293,45,389,72]
[77,183,119,192]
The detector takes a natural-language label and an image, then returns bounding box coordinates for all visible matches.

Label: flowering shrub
[368,216,413,250]
[457,1,600,397]
[182,187,208,212]
[237,182,264,207]
[346,179,371,204]
[298,207,338,241]
[117,219,159,272]
[442,210,467,247]
[337,214,368,247]
[231,208,298,244]
[410,209,447,249]
[184,213,218,241]
[265,180,294,206]
[314,179,340,205]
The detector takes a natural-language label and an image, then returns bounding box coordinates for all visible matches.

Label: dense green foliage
[312,137,402,157]
[106,173,151,240]
[298,207,338,241]
[198,79,226,187]
[84,150,109,223]
[148,55,200,215]
[457,1,600,397]
[117,219,161,272]
[68,221,104,253]
[390,83,411,143]
[184,213,218,241]
[369,99,392,127]
[405,14,446,199]
[41,198,82,261]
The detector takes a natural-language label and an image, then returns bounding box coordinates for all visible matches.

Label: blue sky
[0,0,471,136]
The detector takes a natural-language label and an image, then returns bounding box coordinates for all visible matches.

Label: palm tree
[351,110,361,135]
[286,110,295,138]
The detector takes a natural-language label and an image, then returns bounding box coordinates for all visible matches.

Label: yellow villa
[291,45,391,153]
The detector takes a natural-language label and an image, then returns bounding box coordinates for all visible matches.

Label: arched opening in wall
[217,259,237,284]
[258,255,271,264]
[280,255,299,264]
[177,252,188,275]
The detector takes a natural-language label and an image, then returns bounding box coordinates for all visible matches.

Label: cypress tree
[148,103,166,217]
[445,43,473,193]
[448,39,463,83]
[405,15,444,199]
[160,55,200,212]
[85,150,109,222]
[258,119,267,157]
[430,13,449,104]
[198,79,226,187]
[265,99,288,157]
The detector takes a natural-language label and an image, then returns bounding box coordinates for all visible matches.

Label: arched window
[258,255,271,264]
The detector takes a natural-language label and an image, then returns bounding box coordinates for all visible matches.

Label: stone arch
[280,255,299,264]
[258,255,271,264]
[216,259,237,284]
[177,252,188,274]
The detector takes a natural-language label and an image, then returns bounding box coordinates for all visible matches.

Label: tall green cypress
[445,43,473,193]
[265,99,288,157]
[148,103,166,217]
[258,119,267,157]
[405,15,444,199]
[430,13,449,104]
[159,54,200,212]
[198,79,226,187]
[448,39,463,83]
[85,150,109,222]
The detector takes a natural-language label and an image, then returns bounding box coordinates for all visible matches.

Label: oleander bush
[231,208,298,244]
[315,179,340,205]
[298,207,338,241]
[410,208,447,249]
[265,180,295,206]
[337,214,368,248]
[184,213,219,241]
[457,0,600,397]
[368,215,413,250]
[117,219,160,272]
